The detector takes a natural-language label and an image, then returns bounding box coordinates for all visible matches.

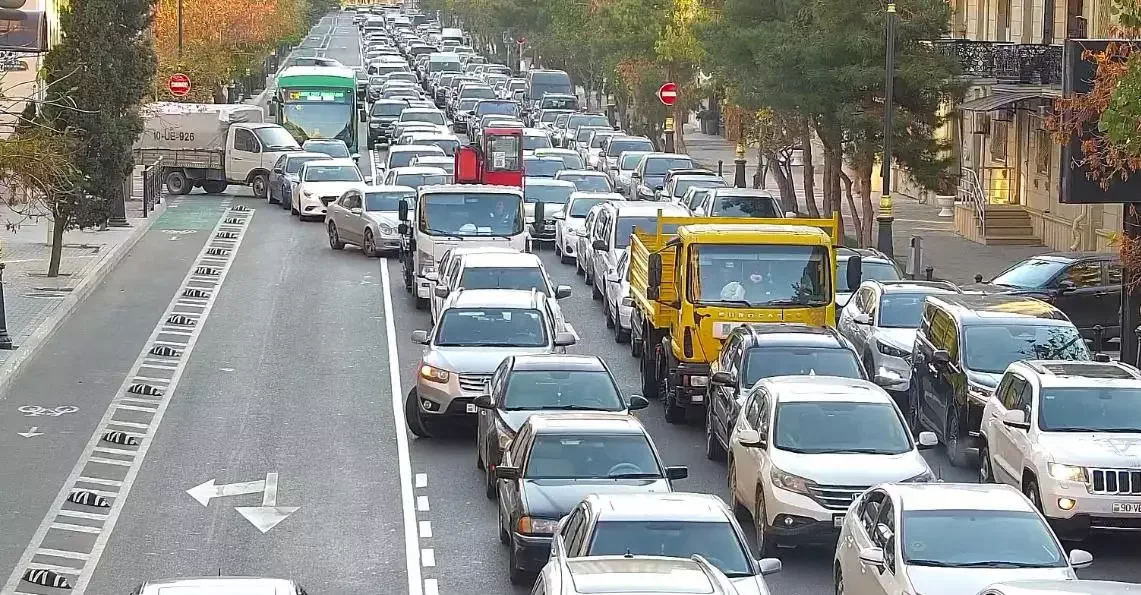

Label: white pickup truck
[133,102,300,198]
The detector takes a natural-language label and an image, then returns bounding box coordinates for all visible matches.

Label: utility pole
[177,0,184,61]
[876,2,897,256]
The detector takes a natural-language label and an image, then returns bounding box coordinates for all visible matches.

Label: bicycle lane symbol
[18,405,79,417]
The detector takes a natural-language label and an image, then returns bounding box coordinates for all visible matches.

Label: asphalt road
[0,12,1138,595]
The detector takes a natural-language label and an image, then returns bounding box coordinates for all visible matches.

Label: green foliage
[306,0,341,25]
[40,0,157,227]
[1100,54,1141,156]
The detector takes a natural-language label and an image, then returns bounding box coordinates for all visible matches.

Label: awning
[958,91,1048,112]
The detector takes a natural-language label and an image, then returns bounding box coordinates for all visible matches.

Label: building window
[991,121,1008,162]
[1036,129,1052,174]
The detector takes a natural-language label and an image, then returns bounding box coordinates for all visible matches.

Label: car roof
[527,178,576,188]
[140,577,295,595]
[286,152,332,161]
[733,323,847,348]
[526,412,647,435]
[609,202,689,216]
[363,184,416,193]
[449,288,543,308]
[402,107,442,113]
[570,191,625,201]
[445,246,521,259]
[420,184,522,196]
[511,354,607,372]
[412,155,453,162]
[926,294,1071,325]
[1011,360,1141,387]
[558,169,607,176]
[641,152,692,160]
[565,556,722,595]
[874,281,959,294]
[587,492,731,522]
[526,155,565,162]
[461,251,542,268]
[390,144,446,153]
[303,138,346,146]
[761,376,891,403]
[884,482,1036,512]
[523,127,548,136]
[307,158,357,167]
[390,166,449,175]
[535,148,577,156]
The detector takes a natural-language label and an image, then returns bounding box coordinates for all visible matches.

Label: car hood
[565,216,586,231]
[522,478,671,519]
[423,346,551,374]
[770,448,930,485]
[497,407,628,433]
[836,292,853,308]
[875,328,917,351]
[365,211,400,227]
[905,565,1075,595]
[1038,432,1141,467]
[729,576,772,595]
[300,181,365,195]
[643,175,665,189]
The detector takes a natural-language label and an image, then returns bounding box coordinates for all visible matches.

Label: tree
[38,0,157,276]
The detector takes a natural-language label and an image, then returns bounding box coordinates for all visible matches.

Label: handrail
[957,167,985,233]
[141,157,165,217]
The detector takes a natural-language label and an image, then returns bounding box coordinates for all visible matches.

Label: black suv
[703,323,866,461]
[368,99,410,147]
[909,293,1093,468]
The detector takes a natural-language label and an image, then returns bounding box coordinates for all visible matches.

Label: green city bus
[273,66,362,153]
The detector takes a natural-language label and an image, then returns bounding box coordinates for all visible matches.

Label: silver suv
[405,288,576,437]
[535,554,744,595]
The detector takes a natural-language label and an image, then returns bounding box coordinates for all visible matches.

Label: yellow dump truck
[628,214,862,423]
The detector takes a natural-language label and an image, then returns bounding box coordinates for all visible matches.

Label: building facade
[0,0,67,138]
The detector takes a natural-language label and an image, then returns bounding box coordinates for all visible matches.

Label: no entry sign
[657,81,678,106]
[168,73,191,98]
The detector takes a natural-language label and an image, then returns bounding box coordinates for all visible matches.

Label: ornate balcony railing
[933,39,1063,85]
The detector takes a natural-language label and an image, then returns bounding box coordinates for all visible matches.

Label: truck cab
[628,215,862,423]
[454,127,525,189]
[397,184,530,310]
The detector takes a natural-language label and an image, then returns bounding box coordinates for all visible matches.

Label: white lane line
[420,548,435,568]
[380,261,423,595]
[416,494,429,512]
[424,578,439,595]
[415,473,427,488]
[75,477,122,487]
[419,520,432,538]
[34,550,88,561]
[1,207,253,595]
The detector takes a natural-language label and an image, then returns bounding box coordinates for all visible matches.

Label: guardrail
[141,158,164,217]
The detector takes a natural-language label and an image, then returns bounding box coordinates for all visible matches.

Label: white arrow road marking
[17,427,43,438]
[233,473,299,533]
[185,477,266,507]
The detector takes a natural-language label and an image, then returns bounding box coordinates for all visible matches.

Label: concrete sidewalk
[682,127,1045,284]
[0,177,166,398]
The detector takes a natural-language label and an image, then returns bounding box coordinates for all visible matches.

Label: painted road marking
[0,206,253,595]
[380,263,424,595]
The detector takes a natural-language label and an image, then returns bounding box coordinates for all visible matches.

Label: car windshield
[303,165,362,182]
[460,266,549,295]
[991,258,1068,289]
[305,142,350,158]
[396,173,451,188]
[577,128,606,143]
[461,87,496,99]
[879,293,937,328]
[541,111,564,123]
[401,111,445,125]
[525,185,573,205]
[588,521,752,578]
[838,259,901,291]
[901,510,1066,568]
[523,135,552,151]
[458,99,479,111]
[524,159,564,178]
[646,157,694,175]
[569,198,607,218]
[560,174,612,193]
[686,188,712,210]
[774,402,911,454]
[419,192,523,237]
[372,102,407,117]
[523,434,660,479]
[540,96,578,110]
[556,154,585,169]
[620,152,649,170]
[963,324,1090,373]
[615,218,679,249]
[434,308,547,347]
[568,115,610,129]
[743,347,864,386]
[608,139,655,157]
[1039,387,1141,432]
[691,244,832,307]
[476,101,520,117]
[390,149,443,168]
[254,126,300,149]
[286,156,329,174]
[365,191,409,211]
[712,195,779,217]
[588,133,614,148]
[503,370,624,411]
[675,178,725,197]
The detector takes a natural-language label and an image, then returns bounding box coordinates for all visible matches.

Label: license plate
[833,514,845,528]
[691,394,704,403]
[1112,502,1141,513]
[713,322,747,339]
[466,403,478,414]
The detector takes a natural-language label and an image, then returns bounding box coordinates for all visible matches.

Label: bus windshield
[419,192,524,237]
[280,90,355,150]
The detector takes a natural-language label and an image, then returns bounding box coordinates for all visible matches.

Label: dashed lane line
[0,205,254,595]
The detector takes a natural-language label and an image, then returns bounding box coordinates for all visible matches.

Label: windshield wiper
[947,561,1052,569]
[904,559,957,568]
[824,448,906,455]
[424,228,463,239]
[1053,426,1141,433]
[761,299,829,307]
[541,405,616,411]
[607,472,662,479]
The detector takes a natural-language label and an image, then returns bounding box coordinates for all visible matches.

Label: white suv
[979,359,1141,541]
[727,376,938,556]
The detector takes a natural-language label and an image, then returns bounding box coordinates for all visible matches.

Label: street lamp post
[877,2,897,257]
[177,0,183,60]
[733,122,747,188]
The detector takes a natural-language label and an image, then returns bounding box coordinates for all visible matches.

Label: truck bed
[132,148,225,171]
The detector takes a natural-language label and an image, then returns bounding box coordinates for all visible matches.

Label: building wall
[0,0,66,137]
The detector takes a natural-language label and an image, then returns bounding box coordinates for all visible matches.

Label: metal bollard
[718,160,723,177]
[925,266,934,281]
[1093,325,1105,353]
[906,236,923,279]
[0,263,16,350]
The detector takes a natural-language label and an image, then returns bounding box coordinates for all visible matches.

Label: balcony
[933,39,1063,86]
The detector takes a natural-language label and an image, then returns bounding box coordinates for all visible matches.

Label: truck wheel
[661,353,685,424]
[202,180,227,195]
[251,173,269,199]
[166,171,189,195]
[641,331,660,399]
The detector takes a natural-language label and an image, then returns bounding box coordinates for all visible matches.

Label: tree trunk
[47,209,65,278]
[800,121,819,217]
[767,151,796,213]
[857,159,876,248]
[673,103,688,155]
[839,171,863,246]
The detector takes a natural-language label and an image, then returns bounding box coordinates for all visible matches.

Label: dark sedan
[268,152,331,207]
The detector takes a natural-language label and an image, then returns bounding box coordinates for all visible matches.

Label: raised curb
[0,200,169,400]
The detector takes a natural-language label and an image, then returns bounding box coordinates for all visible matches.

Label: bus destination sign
[284,89,350,103]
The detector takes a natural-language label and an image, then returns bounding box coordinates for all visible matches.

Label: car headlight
[419,364,449,384]
[902,469,937,483]
[770,466,815,496]
[419,264,435,276]
[369,122,380,127]
[377,223,394,235]
[495,420,515,451]
[302,191,313,198]
[688,375,708,387]
[1048,463,1088,483]
[517,516,559,535]
[877,341,909,359]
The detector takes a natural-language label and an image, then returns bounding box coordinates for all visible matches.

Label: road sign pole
[663,117,675,153]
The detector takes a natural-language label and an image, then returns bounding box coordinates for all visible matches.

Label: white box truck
[133,102,300,197]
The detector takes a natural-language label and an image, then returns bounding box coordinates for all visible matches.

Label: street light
[877,2,897,257]
[734,121,747,189]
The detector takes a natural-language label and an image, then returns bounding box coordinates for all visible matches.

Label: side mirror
[555,285,572,299]
[363,176,373,184]
[757,558,782,576]
[410,330,429,344]
[784,211,797,218]
[627,395,649,410]
[554,332,576,347]
[930,349,951,365]
[858,547,885,567]
[551,211,565,220]
[494,465,520,480]
[711,371,736,385]
[665,466,688,480]
[434,285,450,298]
[350,207,363,215]
[1069,549,1094,569]
[736,429,765,448]
[398,199,410,221]
[1001,409,1030,430]
[352,153,361,161]
[917,431,938,449]
[846,254,863,291]
[592,239,607,251]
[630,172,641,180]
[852,313,872,325]
[473,394,495,409]
[273,167,284,174]
[1057,279,1077,292]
